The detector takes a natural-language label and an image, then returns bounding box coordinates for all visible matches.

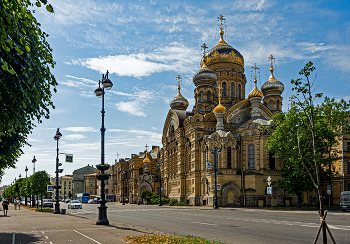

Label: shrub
[169,199,178,206]
[161,197,169,204]
[175,200,188,206]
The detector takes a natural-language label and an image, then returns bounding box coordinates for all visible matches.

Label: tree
[0,0,57,182]
[30,171,50,209]
[267,61,349,243]
[140,190,152,204]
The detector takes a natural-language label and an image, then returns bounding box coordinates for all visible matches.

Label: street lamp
[25,166,28,206]
[95,70,113,225]
[32,156,37,174]
[53,128,62,214]
[210,147,221,209]
[121,169,126,205]
[156,154,163,206]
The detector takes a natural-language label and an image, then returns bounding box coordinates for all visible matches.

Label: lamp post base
[96,204,109,225]
[53,203,60,214]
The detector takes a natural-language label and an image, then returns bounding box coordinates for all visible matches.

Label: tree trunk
[297,193,302,209]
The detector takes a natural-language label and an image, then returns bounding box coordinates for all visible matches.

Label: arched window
[227,147,231,169]
[231,82,235,97]
[248,144,255,169]
[270,101,273,110]
[207,91,210,102]
[200,91,203,102]
[214,84,218,96]
[276,100,279,110]
[222,82,227,97]
[139,167,143,176]
[269,152,275,170]
[238,84,241,99]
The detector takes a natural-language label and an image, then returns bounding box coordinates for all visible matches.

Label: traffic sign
[267,187,272,194]
[327,189,332,195]
[161,187,164,193]
[65,154,73,163]
[267,176,271,182]
[47,185,54,192]
[327,185,331,190]
[207,162,212,169]
[217,184,220,190]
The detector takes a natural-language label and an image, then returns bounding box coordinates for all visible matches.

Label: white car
[68,200,82,209]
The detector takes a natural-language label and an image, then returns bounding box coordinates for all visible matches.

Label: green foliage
[169,198,178,206]
[0,0,57,182]
[161,197,169,204]
[30,171,50,197]
[140,190,152,203]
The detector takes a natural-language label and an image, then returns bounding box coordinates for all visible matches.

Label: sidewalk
[0,203,159,244]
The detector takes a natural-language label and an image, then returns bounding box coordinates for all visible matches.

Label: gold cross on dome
[268,54,275,69]
[217,14,225,32]
[251,63,259,83]
[145,144,149,152]
[201,43,208,56]
[176,74,182,87]
[217,83,223,99]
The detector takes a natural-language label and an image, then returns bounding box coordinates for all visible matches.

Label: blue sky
[2,0,350,185]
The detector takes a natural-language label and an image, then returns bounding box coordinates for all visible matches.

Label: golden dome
[248,82,264,99]
[143,153,150,163]
[169,83,189,111]
[213,98,226,114]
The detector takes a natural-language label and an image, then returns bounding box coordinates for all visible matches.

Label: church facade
[160,18,293,207]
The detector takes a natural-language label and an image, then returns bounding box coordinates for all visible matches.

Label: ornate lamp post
[210,147,221,209]
[25,166,28,206]
[94,70,113,225]
[121,169,126,205]
[53,128,62,214]
[32,156,37,174]
[156,154,163,206]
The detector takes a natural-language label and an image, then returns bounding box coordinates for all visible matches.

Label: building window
[348,162,350,174]
[69,181,71,185]
[106,189,109,194]
[200,91,203,102]
[64,186,66,189]
[139,167,143,175]
[269,152,275,170]
[238,84,241,99]
[76,183,79,188]
[69,185,71,190]
[64,181,67,185]
[105,179,109,185]
[207,91,210,102]
[90,190,92,194]
[248,144,255,169]
[347,142,350,153]
[227,147,231,169]
[231,82,235,97]
[270,101,273,110]
[89,181,93,187]
[222,82,227,97]
[276,100,279,110]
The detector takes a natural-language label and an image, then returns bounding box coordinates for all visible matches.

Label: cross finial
[268,54,275,69]
[217,83,223,99]
[251,63,260,84]
[217,14,226,38]
[201,43,208,57]
[145,144,149,152]
[176,74,182,88]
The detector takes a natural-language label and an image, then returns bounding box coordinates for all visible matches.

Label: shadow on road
[0,233,42,243]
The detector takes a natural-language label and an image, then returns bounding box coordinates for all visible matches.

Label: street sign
[267,187,272,194]
[267,176,271,182]
[161,187,164,193]
[207,162,212,169]
[327,185,331,190]
[65,154,73,163]
[327,189,332,195]
[217,184,220,190]
[47,185,54,192]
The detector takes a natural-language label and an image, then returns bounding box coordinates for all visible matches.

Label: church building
[160,15,292,207]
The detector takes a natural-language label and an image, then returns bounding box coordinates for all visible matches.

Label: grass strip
[125,234,224,244]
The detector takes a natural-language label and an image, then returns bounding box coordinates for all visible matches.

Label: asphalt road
[61,203,350,244]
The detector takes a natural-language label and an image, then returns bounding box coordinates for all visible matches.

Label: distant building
[84,173,98,198]
[96,168,114,201]
[60,175,73,200]
[72,164,98,198]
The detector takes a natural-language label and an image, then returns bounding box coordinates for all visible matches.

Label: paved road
[63,203,350,244]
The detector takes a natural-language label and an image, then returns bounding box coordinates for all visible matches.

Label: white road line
[193,221,218,226]
[12,233,15,244]
[45,236,49,239]
[73,230,102,244]
[301,225,319,228]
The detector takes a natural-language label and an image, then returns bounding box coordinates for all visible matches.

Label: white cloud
[65,134,86,140]
[60,75,97,89]
[109,129,127,132]
[63,127,96,132]
[232,0,274,11]
[128,129,162,140]
[27,138,42,142]
[69,43,199,78]
[115,101,147,117]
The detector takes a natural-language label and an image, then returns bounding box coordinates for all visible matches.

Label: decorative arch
[191,113,204,122]
[222,181,241,206]
[204,113,216,122]
[137,182,152,195]
[163,110,180,138]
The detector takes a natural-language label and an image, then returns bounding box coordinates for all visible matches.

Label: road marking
[301,225,318,228]
[45,236,49,239]
[73,230,101,244]
[12,233,15,244]
[193,221,218,226]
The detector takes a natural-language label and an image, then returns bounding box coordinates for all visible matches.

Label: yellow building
[160,16,289,207]
[60,175,73,200]
[84,173,98,197]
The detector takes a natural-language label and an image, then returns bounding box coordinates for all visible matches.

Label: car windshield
[43,199,52,202]
[72,200,80,203]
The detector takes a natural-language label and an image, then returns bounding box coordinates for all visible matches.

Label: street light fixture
[95,70,113,225]
[53,128,62,214]
[121,169,126,205]
[25,166,28,206]
[32,156,37,174]
[210,147,221,209]
[156,154,163,206]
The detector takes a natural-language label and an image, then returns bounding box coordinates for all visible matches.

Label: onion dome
[248,79,264,99]
[193,58,217,87]
[213,96,226,114]
[169,85,189,110]
[143,152,150,163]
[200,31,244,67]
[261,57,284,96]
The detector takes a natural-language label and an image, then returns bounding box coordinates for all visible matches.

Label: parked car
[92,197,100,204]
[87,199,94,204]
[68,200,82,209]
[39,199,54,208]
[64,199,71,203]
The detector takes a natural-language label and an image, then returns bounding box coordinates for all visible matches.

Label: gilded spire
[201,43,209,69]
[175,74,183,97]
[248,63,263,99]
[215,14,228,47]
[143,144,150,163]
[213,83,226,114]
[268,54,276,80]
